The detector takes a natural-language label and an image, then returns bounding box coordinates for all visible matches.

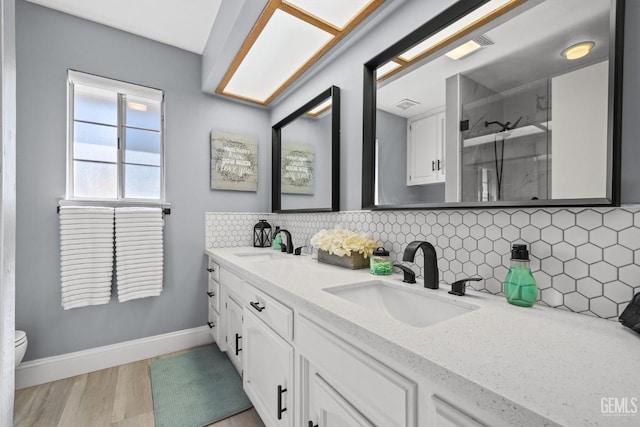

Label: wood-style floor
[13,346,265,427]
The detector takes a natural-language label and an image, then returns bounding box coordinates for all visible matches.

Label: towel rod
[57,206,171,215]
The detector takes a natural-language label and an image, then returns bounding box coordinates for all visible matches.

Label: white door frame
[0,0,17,426]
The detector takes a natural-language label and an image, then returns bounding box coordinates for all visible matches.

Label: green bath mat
[150,345,252,427]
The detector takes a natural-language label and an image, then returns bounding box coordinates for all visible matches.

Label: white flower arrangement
[310,228,378,258]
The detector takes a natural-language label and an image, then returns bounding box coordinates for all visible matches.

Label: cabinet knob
[250,301,265,312]
[308,422,318,427]
[207,291,215,297]
[277,385,288,420]
[207,268,215,273]
[207,321,215,329]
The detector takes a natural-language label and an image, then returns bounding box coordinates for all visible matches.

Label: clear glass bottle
[504,244,538,307]
[370,247,392,275]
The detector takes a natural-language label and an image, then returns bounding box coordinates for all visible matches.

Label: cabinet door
[408,112,445,185]
[309,373,373,427]
[243,310,294,427]
[225,294,244,374]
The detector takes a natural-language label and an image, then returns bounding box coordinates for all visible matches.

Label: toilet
[15,330,27,367]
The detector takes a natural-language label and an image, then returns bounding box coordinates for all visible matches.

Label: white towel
[115,207,164,302]
[59,206,114,310]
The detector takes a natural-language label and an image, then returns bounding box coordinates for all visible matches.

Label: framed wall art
[281,143,315,195]
[210,130,258,192]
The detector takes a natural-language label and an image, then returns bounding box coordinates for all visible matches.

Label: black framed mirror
[363,0,624,210]
[272,86,340,212]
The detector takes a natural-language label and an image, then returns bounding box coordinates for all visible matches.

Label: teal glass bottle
[504,244,538,307]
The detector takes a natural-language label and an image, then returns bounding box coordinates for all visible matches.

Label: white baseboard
[15,326,213,389]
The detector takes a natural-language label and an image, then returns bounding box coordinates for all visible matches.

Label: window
[67,70,164,201]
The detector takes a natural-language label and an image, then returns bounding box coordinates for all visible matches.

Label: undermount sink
[234,251,284,262]
[324,281,478,328]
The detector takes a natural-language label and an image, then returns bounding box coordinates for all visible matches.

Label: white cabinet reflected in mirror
[273,86,340,212]
[364,0,623,209]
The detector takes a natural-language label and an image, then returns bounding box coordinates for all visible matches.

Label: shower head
[485,116,523,132]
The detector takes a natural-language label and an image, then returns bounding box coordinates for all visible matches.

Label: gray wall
[271,0,640,207]
[376,109,444,204]
[15,0,271,360]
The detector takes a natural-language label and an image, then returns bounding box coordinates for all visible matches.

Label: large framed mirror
[363,0,623,209]
[272,86,340,212]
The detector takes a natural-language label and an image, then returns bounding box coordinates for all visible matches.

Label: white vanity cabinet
[407,111,445,185]
[242,282,294,427]
[297,315,417,427]
[206,259,220,343]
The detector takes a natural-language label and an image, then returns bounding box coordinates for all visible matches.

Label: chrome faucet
[403,241,439,289]
[274,229,294,254]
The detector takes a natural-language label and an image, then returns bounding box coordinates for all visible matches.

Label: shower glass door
[460,76,551,202]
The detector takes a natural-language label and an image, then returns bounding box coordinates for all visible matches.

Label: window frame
[66,70,166,202]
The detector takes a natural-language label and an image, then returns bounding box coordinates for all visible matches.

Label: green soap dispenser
[272,226,282,251]
[504,244,538,307]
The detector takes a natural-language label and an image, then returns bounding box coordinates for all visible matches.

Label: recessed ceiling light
[561,41,595,60]
[445,40,482,60]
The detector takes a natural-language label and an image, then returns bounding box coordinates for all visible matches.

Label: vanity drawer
[220,266,243,294]
[244,282,293,341]
[207,258,220,282]
[207,277,220,313]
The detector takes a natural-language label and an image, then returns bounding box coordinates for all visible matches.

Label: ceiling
[377,0,611,118]
[24,0,222,54]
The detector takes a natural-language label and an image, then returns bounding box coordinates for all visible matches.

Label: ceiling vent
[473,34,494,46]
[394,98,420,110]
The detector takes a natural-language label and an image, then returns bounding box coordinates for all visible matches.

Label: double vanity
[205,247,639,427]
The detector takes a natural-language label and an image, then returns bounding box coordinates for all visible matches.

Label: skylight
[218,0,384,105]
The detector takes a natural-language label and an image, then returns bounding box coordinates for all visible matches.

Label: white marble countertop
[206,247,640,427]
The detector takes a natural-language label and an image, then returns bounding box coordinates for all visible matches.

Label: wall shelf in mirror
[362,0,624,210]
[272,86,340,213]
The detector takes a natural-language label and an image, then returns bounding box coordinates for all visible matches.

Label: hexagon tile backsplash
[205,207,640,320]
